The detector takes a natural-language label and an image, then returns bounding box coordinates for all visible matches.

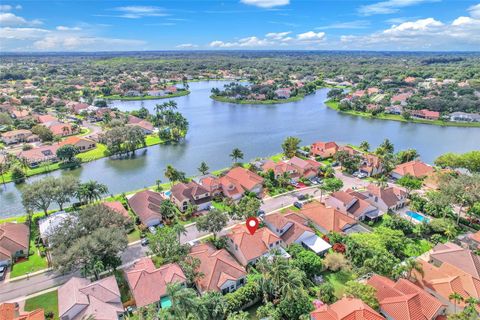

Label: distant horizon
[1,0,479,52]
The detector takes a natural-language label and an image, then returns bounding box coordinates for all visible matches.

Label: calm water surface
[1,81,479,217]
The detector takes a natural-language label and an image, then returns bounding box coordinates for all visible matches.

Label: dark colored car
[294,201,303,209]
[296,194,307,201]
[0,265,7,280]
[257,210,265,217]
[141,238,149,246]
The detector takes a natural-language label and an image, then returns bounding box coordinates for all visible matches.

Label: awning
[302,235,332,254]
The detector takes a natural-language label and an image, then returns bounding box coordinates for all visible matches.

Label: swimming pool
[406,211,429,223]
[164,190,172,197]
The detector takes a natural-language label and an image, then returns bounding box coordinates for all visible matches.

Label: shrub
[332,243,346,253]
[11,166,26,183]
[224,276,261,313]
[318,282,337,304]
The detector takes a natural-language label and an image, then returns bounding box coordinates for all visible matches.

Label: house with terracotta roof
[35,114,58,124]
[46,122,77,137]
[359,154,384,177]
[189,243,247,294]
[196,175,223,197]
[58,276,123,320]
[261,160,298,180]
[17,144,60,167]
[298,201,365,234]
[427,242,480,279]
[125,257,186,308]
[0,222,30,266]
[127,120,154,134]
[102,201,130,219]
[325,190,381,221]
[0,303,44,320]
[391,160,434,179]
[310,297,385,320]
[223,167,264,196]
[310,141,339,159]
[1,129,38,145]
[69,102,89,115]
[367,274,446,320]
[413,259,480,312]
[226,225,286,266]
[59,136,96,152]
[127,190,164,227]
[360,184,407,213]
[170,181,211,212]
[411,109,441,120]
[264,212,331,255]
[286,156,321,179]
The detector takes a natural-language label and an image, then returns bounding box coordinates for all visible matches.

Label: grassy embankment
[210,94,305,105]
[0,135,165,184]
[100,90,190,101]
[325,100,480,128]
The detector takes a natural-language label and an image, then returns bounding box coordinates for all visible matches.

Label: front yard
[322,270,356,299]
[24,290,59,320]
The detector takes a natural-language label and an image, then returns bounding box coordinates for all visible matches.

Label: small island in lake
[210,80,318,104]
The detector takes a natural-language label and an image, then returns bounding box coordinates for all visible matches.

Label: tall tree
[229,148,244,164]
[359,141,370,152]
[160,199,178,222]
[281,136,301,158]
[197,161,209,175]
[196,208,229,240]
[21,176,57,214]
[166,282,199,319]
[76,180,108,203]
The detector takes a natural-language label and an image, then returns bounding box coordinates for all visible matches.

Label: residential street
[0,187,315,303]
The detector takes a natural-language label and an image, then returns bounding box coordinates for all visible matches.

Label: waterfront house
[102,201,130,219]
[298,201,367,234]
[275,88,291,99]
[125,257,186,308]
[0,222,29,266]
[286,156,321,179]
[264,212,331,255]
[223,167,264,196]
[58,276,123,320]
[367,275,445,320]
[226,225,286,266]
[359,154,384,177]
[38,211,72,246]
[170,181,212,212]
[17,144,60,167]
[411,109,441,120]
[69,102,89,115]
[59,136,96,152]
[325,190,381,221]
[189,243,247,295]
[360,184,407,213]
[128,120,154,134]
[310,297,385,320]
[261,160,298,180]
[310,141,339,159]
[127,190,164,227]
[449,112,480,122]
[385,105,403,115]
[391,160,434,179]
[390,92,412,106]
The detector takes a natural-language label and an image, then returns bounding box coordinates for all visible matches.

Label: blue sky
[0,0,479,51]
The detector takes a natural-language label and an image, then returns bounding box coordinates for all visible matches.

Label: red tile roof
[393,161,434,178]
[0,303,44,320]
[0,222,29,260]
[224,167,263,192]
[126,258,186,307]
[127,190,163,225]
[102,201,130,218]
[310,297,385,320]
[265,212,313,245]
[227,225,281,263]
[429,242,480,278]
[189,243,246,293]
[299,201,356,233]
[368,275,444,320]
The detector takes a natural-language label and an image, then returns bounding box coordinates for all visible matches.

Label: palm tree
[198,291,227,320]
[403,258,423,280]
[449,292,464,313]
[155,179,163,192]
[229,148,244,164]
[167,282,199,319]
[160,200,178,223]
[375,175,388,189]
[359,141,370,152]
[197,161,209,175]
[77,180,109,203]
[172,220,187,242]
[165,165,178,185]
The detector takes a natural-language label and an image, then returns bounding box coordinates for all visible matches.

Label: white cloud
[265,31,291,39]
[240,0,290,8]
[176,43,198,48]
[0,27,49,40]
[0,12,42,26]
[209,30,326,48]
[56,26,82,31]
[359,0,438,16]
[316,20,370,30]
[297,31,326,41]
[0,5,13,11]
[113,6,168,18]
[340,13,480,50]
[33,35,146,51]
[468,3,480,19]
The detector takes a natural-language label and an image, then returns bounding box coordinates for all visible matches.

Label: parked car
[141,238,149,246]
[0,265,7,280]
[148,226,157,234]
[294,201,303,209]
[257,210,265,217]
[296,194,307,201]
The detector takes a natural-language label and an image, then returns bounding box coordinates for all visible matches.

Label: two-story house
[170,181,212,212]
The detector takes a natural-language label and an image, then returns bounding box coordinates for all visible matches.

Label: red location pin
[246,217,259,235]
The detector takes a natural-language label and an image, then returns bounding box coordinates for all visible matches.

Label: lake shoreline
[100,90,190,100]
[325,100,480,128]
[210,94,305,105]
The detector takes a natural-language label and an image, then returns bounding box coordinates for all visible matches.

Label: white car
[148,226,157,234]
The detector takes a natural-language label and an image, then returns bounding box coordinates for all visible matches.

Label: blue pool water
[164,190,172,197]
[406,211,429,223]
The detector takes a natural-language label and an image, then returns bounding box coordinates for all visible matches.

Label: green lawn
[24,290,59,320]
[322,270,355,298]
[325,100,480,128]
[127,228,141,243]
